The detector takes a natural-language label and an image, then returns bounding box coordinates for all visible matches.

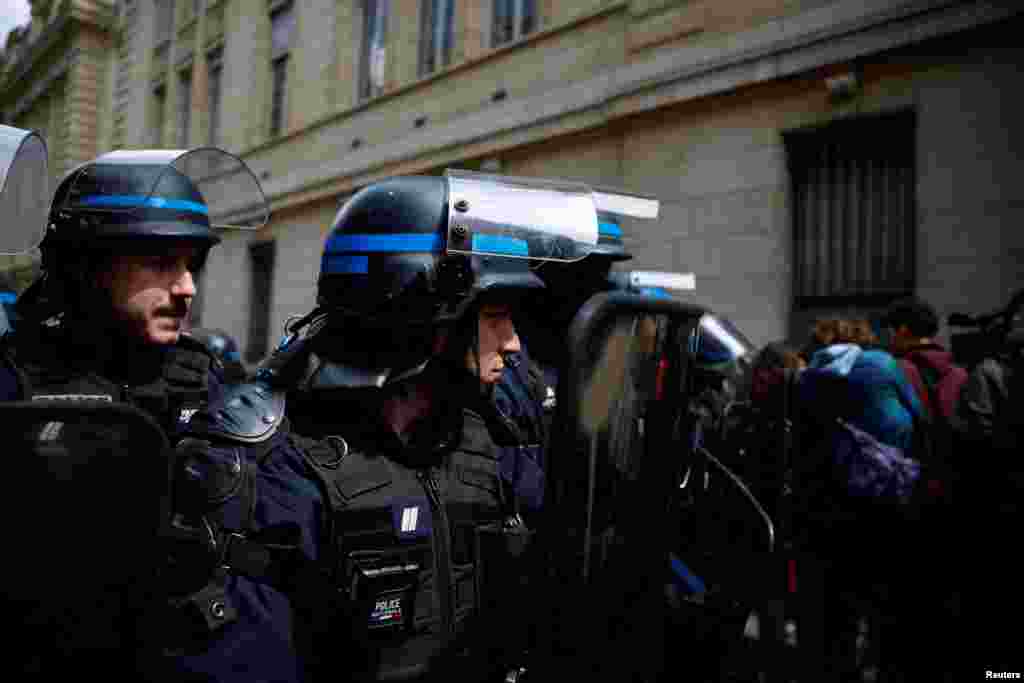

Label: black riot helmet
[45,148,268,249]
[25,148,268,320]
[304,170,604,387]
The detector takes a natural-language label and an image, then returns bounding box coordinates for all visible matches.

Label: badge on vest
[543,386,556,410]
[33,394,113,402]
[392,501,432,539]
[179,407,200,424]
[369,595,404,628]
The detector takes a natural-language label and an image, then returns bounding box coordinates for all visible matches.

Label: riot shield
[538,291,776,681]
[0,124,49,255]
[0,401,171,676]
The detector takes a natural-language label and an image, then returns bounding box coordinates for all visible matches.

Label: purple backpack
[831,419,921,504]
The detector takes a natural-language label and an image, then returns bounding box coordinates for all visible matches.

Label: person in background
[882,296,967,428]
[800,317,922,451]
[795,317,928,683]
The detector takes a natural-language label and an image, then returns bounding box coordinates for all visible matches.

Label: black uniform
[0,322,222,435]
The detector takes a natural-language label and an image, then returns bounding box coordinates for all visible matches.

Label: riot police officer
[0,148,268,438]
[162,171,600,681]
[495,207,685,513]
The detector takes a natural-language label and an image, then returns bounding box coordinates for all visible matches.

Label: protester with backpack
[882,297,968,431]
[792,317,926,682]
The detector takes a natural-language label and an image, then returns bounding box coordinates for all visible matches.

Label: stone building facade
[3,0,1022,362]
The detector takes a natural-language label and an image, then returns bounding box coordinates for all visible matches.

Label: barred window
[360,0,389,100]
[419,0,453,77]
[785,111,916,309]
[492,0,536,48]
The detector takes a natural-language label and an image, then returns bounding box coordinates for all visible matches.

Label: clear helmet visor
[60,147,269,230]
[0,125,49,255]
[444,170,661,263]
[445,169,598,263]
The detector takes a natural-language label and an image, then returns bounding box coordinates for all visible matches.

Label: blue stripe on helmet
[636,286,670,299]
[324,233,443,254]
[470,234,529,257]
[77,195,209,215]
[321,254,370,274]
[669,553,707,595]
[0,292,16,303]
[598,221,622,237]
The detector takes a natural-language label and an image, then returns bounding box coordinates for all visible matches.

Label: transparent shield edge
[0,128,49,256]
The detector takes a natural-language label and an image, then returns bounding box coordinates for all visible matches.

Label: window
[151,84,166,146]
[207,48,223,145]
[177,68,192,147]
[784,111,916,308]
[360,0,389,100]
[154,0,173,44]
[491,0,536,47]
[270,58,288,136]
[246,240,276,363]
[419,0,453,77]
[269,3,295,136]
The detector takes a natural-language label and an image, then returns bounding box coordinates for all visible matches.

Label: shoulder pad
[187,381,287,444]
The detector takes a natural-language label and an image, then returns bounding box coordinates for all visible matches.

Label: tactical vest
[174,381,535,681]
[1,327,214,438]
[297,407,533,681]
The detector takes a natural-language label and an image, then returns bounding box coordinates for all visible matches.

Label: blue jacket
[800,344,924,451]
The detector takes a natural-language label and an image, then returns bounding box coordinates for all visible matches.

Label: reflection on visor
[694,315,755,364]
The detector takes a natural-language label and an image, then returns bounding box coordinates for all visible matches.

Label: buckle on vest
[220,531,273,578]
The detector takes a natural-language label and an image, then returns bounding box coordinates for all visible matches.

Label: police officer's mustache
[155,301,190,319]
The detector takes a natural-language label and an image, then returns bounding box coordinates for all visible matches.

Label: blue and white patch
[391,500,432,539]
[369,595,404,628]
[542,386,556,410]
[179,407,200,424]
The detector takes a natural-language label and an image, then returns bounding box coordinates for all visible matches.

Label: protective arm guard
[186,381,287,444]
